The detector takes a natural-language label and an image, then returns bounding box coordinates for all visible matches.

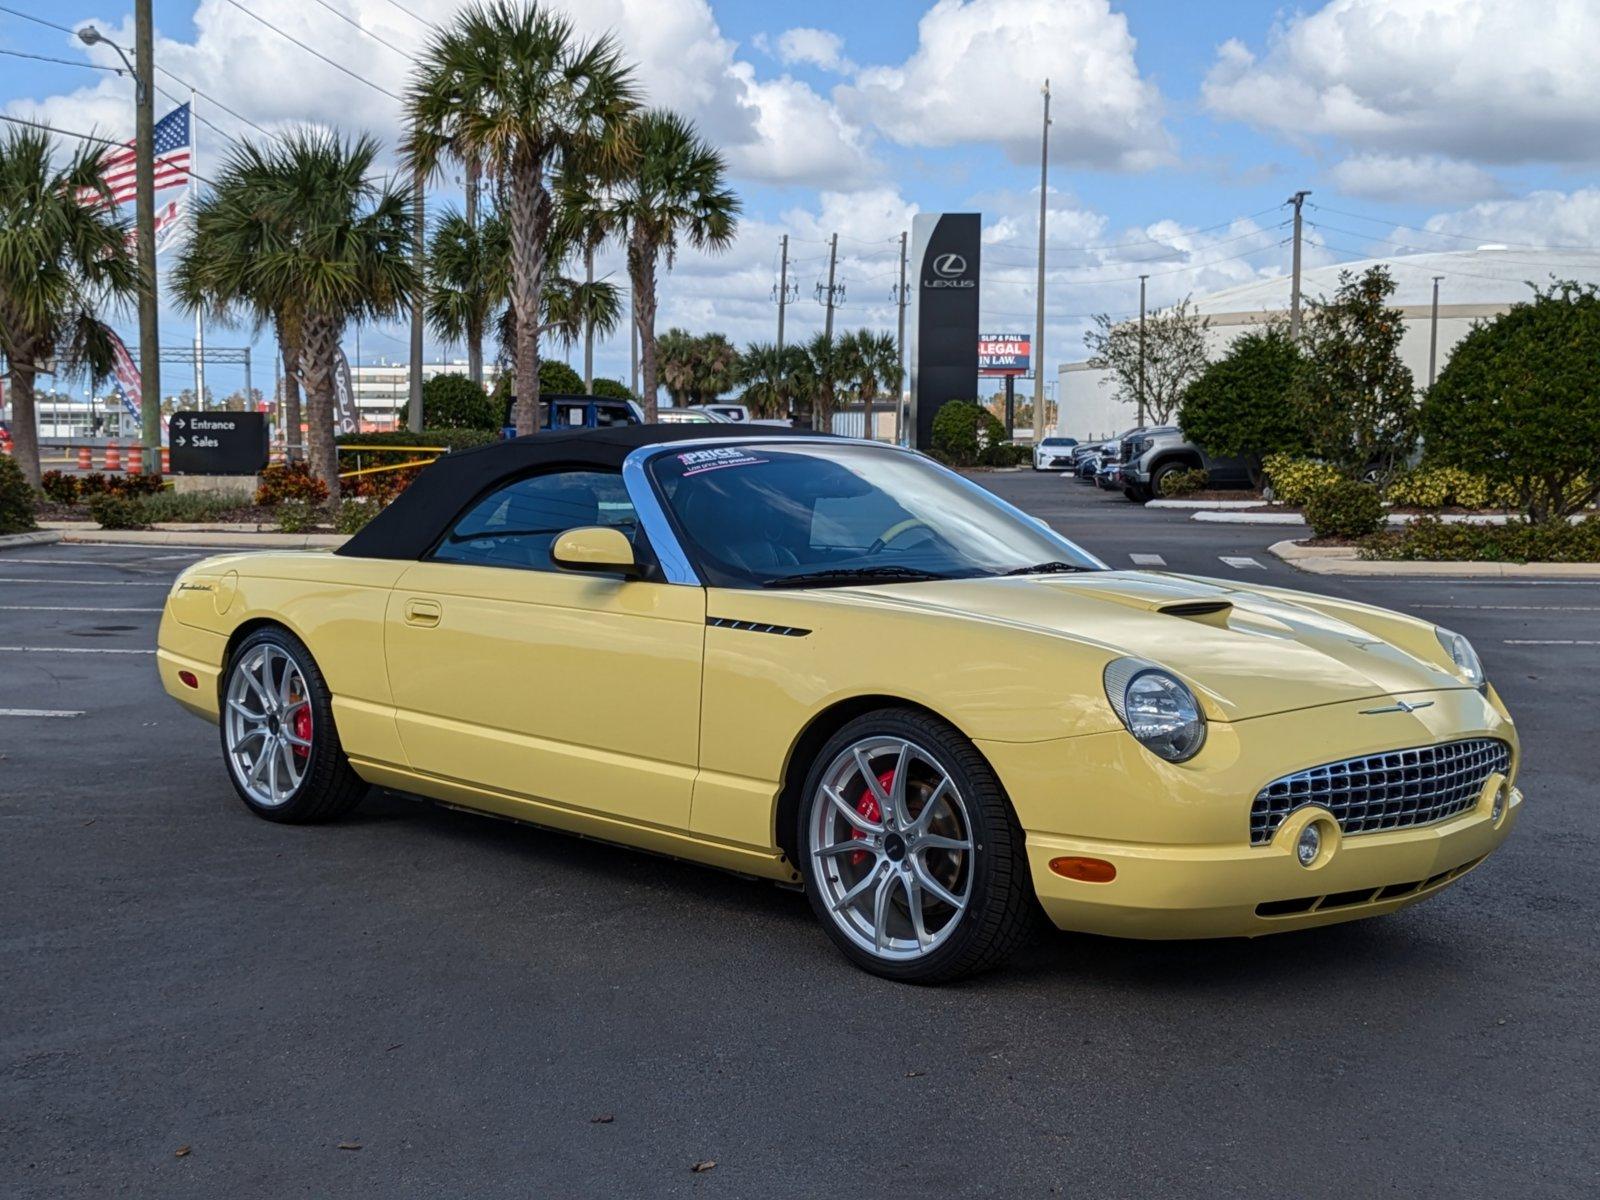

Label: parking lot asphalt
[3,478,1597,1198]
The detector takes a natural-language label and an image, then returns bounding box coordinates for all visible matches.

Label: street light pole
[1033,79,1051,438]
[1428,275,1444,389]
[1137,274,1148,428]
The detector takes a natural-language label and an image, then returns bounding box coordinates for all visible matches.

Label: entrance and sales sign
[168,411,269,475]
[978,333,1030,376]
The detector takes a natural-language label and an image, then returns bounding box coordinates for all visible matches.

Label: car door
[383,466,705,831]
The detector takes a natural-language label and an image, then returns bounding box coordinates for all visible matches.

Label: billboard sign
[908,213,982,451]
[978,333,1030,376]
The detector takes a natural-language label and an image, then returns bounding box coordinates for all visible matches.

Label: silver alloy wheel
[809,735,975,961]
[224,643,312,808]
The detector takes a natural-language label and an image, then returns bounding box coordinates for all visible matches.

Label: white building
[348,361,502,428]
[1057,247,1600,441]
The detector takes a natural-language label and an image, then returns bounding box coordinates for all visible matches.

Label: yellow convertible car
[157,426,1520,981]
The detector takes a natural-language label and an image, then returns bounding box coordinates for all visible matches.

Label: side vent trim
[706,616,812,638]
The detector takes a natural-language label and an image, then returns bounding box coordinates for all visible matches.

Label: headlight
[1435,627,1485,688]
[1103,658,1207,762]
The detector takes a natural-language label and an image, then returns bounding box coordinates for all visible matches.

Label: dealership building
[1056,246,1600,442]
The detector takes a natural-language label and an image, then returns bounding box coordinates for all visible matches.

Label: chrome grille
[1250,738,1510,846]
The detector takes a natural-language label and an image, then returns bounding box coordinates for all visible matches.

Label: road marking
[0,645,155,654]
[1503,639,1600,645]
[1219,556,1263,570]
[0,707,85,718]
[0,604,162,613]
[1129,553,1166,566]
[0,557,173,568]
[1413,604,1600,612]
[0,578,167,587]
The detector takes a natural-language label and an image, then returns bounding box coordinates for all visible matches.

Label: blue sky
[4,0,1597,403]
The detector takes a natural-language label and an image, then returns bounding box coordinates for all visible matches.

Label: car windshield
[648,442,1102,588]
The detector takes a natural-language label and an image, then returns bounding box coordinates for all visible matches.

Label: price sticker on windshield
[677,448,768,476]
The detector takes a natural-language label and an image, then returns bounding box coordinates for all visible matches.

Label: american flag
[96,103,191,206]
[108,329,143,417]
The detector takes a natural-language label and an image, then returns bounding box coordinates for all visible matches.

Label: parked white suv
[1032,436,1079,471]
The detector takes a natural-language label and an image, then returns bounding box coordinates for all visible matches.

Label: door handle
[403,598,442,627]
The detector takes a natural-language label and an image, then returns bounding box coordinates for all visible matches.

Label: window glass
[433,469,636,571]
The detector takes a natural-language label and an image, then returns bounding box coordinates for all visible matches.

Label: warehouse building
[1057,247,1600,441]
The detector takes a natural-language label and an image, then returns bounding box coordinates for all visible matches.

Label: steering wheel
[867,518,935,555]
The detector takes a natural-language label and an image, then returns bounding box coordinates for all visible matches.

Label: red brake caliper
[849,768,897,865]
[291,704,312,758]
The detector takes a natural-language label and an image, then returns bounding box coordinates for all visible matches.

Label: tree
[590,376,631,400]
[799,332,845,431]
[424,208,508,388]
[220,388,264,412]
[181,131,415,500]
[0,127,140,486]
[1293,266,1417,482]
[655,327,697,405]
[608,109,739,420]
[1423,281,1600,522]
[837,329,902,441]
[931,399,1004,467]
[407,0,638,435]
[421,372,497,429]
[1084,296,1209,427]
[539,359,584,394]
[737,341,806,418]
[1178,324,1307,486]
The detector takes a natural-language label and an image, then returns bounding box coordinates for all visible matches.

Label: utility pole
[1288,189,1311,339]
[1137,274,1148,428]
[407,167,425,432]
[134,0,159,471]
[775,234,791,354]
[1034,79,1051,439]
[190,88,204,411]
[583,246,595,393]
[894,230,908,444]
[821,232,839,342]
[1428,275,1444,388]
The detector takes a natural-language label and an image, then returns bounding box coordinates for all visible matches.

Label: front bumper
[979,686,1520,939]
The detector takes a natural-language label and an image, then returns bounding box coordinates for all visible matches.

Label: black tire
[1148,460,1192,500]
[219,626,367,824]
[1123,485,1148,503]
[797,708,1036,983]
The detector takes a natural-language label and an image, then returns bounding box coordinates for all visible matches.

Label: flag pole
[190,91,205,413]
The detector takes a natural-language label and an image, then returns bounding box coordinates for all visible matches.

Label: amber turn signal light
[1049,856,1117,883]
[178,670,199,689]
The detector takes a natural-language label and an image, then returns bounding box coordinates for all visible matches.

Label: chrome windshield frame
[619,435,1107,589]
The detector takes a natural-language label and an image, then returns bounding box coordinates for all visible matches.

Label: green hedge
[1304,479,1385,538]
[0,454,37,533]
[1362,515,1600,563]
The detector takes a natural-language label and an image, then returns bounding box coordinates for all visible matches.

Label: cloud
[1415,188,1600,251]
[1203,0,1600,165]
[773,27,854,74]
[1327,153,1505,204]
[5,0,873,189]
[836,0,1171,170]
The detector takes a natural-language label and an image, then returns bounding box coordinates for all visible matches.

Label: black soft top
[337,422,824,561]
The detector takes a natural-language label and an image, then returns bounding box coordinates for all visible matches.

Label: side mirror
[551,526,640,578]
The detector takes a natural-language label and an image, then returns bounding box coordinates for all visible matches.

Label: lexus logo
[932,253,967,278]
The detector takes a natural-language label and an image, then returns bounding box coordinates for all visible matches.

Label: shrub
[978,442,1032,468]
[1262,454,1343,506]
[334,498,379,535]
[87,493,147,530]
[1384,465,1517,511]
[1159,467,1210,497]
[1363,515,1600,563]
[77,471,109,496]
[590,376,632,400]
[420,373,498,430]
[275,499,318,533]
[39,469,81,504]
[336,427,499,452]
[256,462,329,507]
[133,490,252,523]
[932,400,1005,467]
[540,359,585,396]
[1178,325,1306,484]
[108,472,165,497]
[1423,281,1600,522]
[0,453,38,533]
[1304,478,1386,539]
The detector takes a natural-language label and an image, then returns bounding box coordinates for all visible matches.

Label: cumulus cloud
[1203,0,1600,165]
[1327,153,1504,204]
[773,27,854,74]
[836,0,1171,170]
[1415,188,1600,251]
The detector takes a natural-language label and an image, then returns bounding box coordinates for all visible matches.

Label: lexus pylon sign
[909,212,981,451]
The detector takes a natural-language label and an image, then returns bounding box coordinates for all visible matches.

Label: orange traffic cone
[126,448,141,475]
[104,441,120,471]
[77,445,92,470]
[160,446,170,474]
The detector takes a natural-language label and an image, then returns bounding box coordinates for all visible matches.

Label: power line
[1305,221,1591,269]
[0,110,218,185]
[0,46,119,71]
[0,3,76,36]
[982,204,1287,254]
[217,0,403,102]
[1308,202,1600,253]
[374,0,434,30]
[305,0,413,58]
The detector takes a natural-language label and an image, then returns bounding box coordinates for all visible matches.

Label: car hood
[804,571,1468,722]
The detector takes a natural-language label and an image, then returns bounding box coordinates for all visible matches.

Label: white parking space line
[0,645,155,654]
[0,557,180,568]
[0,605,162,613]
[1503,639,1600,646]
[1219,556,1263,569]
[1129,553,1166,566]
[0,578,168,587]
[1414,604,1600,612]
[0,708,85,718]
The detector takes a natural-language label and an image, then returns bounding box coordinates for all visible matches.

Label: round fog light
[1492,782,1507,824]
[1296,823,1322,868]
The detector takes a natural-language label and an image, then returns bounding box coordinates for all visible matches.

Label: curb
[57,529,348,549]
[1268,539,1600,579]
[0,530,63,550]
[1147,499,1269,510]
[1195,510,1530,527]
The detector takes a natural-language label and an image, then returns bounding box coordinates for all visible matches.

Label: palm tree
[424,207,509,387]
[0,127,140,486]
[608,109,739,420]
[837,329,903,442]
[180,130,415,500]
[801,332,845,432]
[691,332,739,404]
[555,157,623,393]
[737,341,805,418]
[406,0,638,434]
[655,326,697,406]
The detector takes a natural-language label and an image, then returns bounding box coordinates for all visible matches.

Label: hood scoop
[1157,599,1234,627]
